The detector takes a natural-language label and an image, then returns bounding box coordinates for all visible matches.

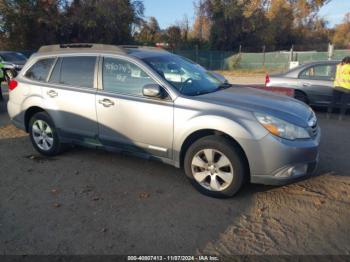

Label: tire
[28,112,63,156]
[294,91,309,104]
[184,135,247,198]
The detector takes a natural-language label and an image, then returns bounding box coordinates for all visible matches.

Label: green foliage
[332,13,350,48]
[0,0,144,50]
[0,0,64,49]
[202,0,331,51]
[166,26,182,49]
[134,16,161,45]
[0,0,339,52]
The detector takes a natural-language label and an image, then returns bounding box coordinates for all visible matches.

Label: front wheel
[184,136,247,198]
[28,112,63,156]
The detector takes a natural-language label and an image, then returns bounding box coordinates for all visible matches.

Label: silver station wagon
[7,44,321,198]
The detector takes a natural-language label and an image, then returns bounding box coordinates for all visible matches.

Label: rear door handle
[47,90,58,97]
[98,98,115,107]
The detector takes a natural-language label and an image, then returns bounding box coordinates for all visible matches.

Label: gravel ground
[0,86,350,255]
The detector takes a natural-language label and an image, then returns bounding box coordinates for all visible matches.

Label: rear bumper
[248,128,321,186]
[7,100,26,131]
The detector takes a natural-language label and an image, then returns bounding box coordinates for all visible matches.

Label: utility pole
[289,45,294,62]
[262,45,266,68]
[328,43,334,61]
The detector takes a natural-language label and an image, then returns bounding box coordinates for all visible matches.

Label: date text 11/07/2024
[127,255,220,261]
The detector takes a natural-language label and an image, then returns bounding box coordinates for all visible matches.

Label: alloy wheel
[32,120,54,151]
[191,149,234,192]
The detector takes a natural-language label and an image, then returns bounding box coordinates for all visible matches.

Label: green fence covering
[173,50,235,70]
[173,49,350,71]
[14,48,350,71]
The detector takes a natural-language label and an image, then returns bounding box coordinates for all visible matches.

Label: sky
[319,0,350,27]
[142,0,350,29]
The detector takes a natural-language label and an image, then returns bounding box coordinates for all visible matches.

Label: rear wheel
[184,136,246,198]
[29,112,63,156]
[294,90,309,104]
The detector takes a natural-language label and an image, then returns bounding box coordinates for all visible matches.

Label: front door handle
[99,98,115,107]
[47,90,58,98]
[302,83,312,87]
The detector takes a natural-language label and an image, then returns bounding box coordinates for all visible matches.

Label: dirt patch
[199,174,350,255]
[0,110,350,255]
[0,124,27,140]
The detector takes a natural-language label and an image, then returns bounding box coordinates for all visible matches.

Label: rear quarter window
[49,56,96,88]
[25,58,55,82]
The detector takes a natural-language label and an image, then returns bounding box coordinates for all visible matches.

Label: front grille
[310,123,318,137]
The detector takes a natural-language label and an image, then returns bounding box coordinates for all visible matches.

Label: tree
[0,0,64,49]
[61,0,144,44]
[200,0,331,51]
[166,26,182,49]
[290,0,330,28]
[263,0,294,48]
[177,14,190,42]
[205,0,250,50]
[0,0,144,49]
[134,16,161,44]
[192,13,211,42]
[332,13,350,48]
[192,0,211,42]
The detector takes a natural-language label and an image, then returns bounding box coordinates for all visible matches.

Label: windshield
[142,54,226,96]
[0,52,27,62]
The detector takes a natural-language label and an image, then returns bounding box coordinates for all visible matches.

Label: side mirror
[143,84,163,98]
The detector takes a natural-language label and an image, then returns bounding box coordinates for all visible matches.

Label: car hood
[196,87,313,127]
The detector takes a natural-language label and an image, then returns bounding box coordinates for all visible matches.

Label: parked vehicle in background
[0,51,27,83]
[7,44,320,198]
[266,60,340,105]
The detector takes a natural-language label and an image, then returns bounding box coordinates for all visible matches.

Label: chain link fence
[13,47,350,72]
[173,48,350,72]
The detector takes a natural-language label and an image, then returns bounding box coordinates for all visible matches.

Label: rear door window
[299,64,336,81]
[49,56,97,88]
[25,58,55,82]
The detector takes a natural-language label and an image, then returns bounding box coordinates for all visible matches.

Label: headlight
[254,112,310,140]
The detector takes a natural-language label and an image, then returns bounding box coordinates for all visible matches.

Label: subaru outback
[7,44,320,198]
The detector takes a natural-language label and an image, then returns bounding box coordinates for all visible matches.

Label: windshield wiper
[193,83,233,96]
[217,83,233,90]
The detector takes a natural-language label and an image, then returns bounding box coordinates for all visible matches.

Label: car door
[96,56,174,158]
[298,63,336,104]
[44,55,99,140]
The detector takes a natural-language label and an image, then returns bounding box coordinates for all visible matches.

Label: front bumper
[251,159,318,185]
[248,128,321,186]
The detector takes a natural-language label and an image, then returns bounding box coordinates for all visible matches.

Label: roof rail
[38,43,127,54]
[119,45,169,52]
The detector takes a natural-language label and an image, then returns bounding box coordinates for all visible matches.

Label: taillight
[265,74,270,86]
[8,80,18,90]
